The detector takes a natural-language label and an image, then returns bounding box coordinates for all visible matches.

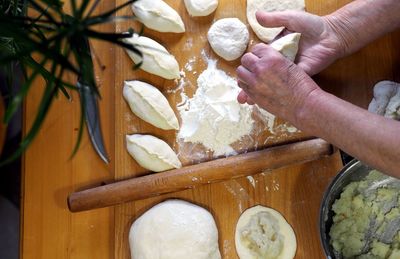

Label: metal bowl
[319,159,374,258]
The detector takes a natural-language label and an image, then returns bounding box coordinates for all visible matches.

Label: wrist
[293,87,328,133]
[323,13,358,58]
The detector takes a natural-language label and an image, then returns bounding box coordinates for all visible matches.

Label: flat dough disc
[235,205,297,259]
[247,0,305,42]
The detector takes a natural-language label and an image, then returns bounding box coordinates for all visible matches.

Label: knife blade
[77,38,109,164]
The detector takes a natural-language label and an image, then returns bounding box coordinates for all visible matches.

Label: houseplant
[0,0,141,164]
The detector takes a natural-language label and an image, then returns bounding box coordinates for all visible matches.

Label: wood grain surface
[21,0,400,259]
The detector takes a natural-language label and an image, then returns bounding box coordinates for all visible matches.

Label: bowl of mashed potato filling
[320,160,400,259]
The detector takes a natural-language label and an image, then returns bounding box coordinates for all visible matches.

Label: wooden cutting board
[112,0,330,258]
[21,0,400,258]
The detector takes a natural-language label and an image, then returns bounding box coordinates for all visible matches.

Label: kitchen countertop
[21,0,400,258]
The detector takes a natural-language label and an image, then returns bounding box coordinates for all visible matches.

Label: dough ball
[247,0,305,42]
[235,205,297,259]
[126,134,181,172]
[123,80,179,130]
[129,199,221,259]
[270,33,301,62]
[184,0,218,17]
[123,34,180,80]
[132,0,185,33]
[207,18,249,61]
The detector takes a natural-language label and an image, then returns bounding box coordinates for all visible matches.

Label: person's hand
[236,43,322,126]
[256,10,346,76]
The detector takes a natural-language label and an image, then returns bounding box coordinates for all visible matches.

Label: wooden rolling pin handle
[68,138,334,212]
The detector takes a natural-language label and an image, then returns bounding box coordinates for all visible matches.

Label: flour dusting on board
[177,57,254,157]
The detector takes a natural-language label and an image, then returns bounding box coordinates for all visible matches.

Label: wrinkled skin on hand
[236,43,320,126]
[256,10,345,76]
[236,10,345,124]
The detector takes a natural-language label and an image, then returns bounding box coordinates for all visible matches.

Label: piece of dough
[123,34,180,80]
[270,33,301,62]
[126,134,181,172]
[207,18,249,61]
[235,205,297,259]
[129,199,221,259]
[247,0,305,42]
[123,80,179,130]
[368,80,400,120]
[132,0,185,33]
[184,0,218,17]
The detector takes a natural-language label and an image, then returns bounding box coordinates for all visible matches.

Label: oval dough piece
[129,199,221,259]
[207,18,249,61]
[126,134,182,172]
[270,33,301,62]
[123,80,179,130]
[184,0,218,17]
[247,0,305,42]
[132,0,185,33]
[123,34,180,80]
[235,205,297,259]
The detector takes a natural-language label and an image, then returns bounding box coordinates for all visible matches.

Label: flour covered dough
[368,80,400,120]
[184,0,218,16]
[126,134,181,172]
[247,0,305,42]
[123,80,179,130]
[235,205,297,259]
[132,0,185,33]
[129,199,221,259]
[207,18,249,61]
[270,33,301,62]
[123,34,180,80]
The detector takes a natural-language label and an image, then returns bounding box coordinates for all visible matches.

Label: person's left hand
[236,43,321,125]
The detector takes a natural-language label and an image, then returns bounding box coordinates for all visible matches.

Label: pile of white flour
[177,60,254,156]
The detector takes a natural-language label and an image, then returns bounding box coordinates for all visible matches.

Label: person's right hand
[256,10,346,76]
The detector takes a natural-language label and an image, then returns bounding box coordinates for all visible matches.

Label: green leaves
[0,0,141,165]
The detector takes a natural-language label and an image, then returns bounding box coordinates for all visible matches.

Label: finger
[246,97,255,105]
[250,43,269,58]
[236,65,255,86]
[256,10,309,33]
[251,44,281,60]
[237,90,248,104]
[241,52,259,72]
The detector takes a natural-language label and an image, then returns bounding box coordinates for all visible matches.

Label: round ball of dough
[235,205,297,259]
[207,18,249,61]
[184,0,218,17]
[129,199,221,259]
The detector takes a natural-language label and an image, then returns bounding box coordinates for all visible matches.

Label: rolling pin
[68,138,334,212]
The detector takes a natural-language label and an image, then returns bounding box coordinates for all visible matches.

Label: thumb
[256,10,310,33]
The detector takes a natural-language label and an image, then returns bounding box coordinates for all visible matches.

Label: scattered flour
[177,59,254,156]
[246,176,256,188]
[184,57,196,72]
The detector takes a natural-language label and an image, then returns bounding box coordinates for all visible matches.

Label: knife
[77,37,110,164]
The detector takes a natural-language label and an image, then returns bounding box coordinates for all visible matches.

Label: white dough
[207,18,249,61]
[235,205,297,259]
[123,34,180,80]
[132,0,185,33]
[368,80,400,120]
[126,134,181,172]
[270,33,301,62]
[184,0,218,17]
[123,80,179,130]
[129,199,221,259]
[247,0,305,42]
